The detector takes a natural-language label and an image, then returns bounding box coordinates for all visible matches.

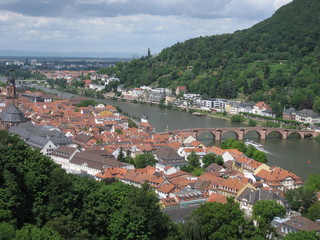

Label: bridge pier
[283,130,288,139]
[191,132,198,139]
[238,130,245,140]
[260,130,267,140]
[214,131,222,141]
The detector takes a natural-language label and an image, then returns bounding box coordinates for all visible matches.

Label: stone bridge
[158,127,319,141]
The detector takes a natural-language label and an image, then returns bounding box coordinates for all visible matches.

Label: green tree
[285,187,316,213]
[0,222,15,240]
[182,217,204,240]
[115,128,123,134]
[313,97,320,114]
[108,204,150,240]
[187,151,200,168]
[45,215,89,240]
[252,151,268,163]
[221,138,247,153]
[0,132,173,240]
[109,184,171,240]
[283,230,320,240]
[13,224,63,240]
[248,119,257,127]
[307,202,320,221]
[184,201,246,240]
[202,153,223,168]
[245,145,256,158]
[40,168,74,223]
[250,77,263,93]
[305,174,320,192]
[291,91,306,110]
[252,200,286,224]
[134,153,157,168]
[231,114,245,124]
[79,183,131,237]
[128,119,138,128]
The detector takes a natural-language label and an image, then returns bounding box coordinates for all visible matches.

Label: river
[34,85,320,181]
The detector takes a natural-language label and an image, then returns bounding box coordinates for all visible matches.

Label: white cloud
[273,0,292,10]
[0,0,294,54]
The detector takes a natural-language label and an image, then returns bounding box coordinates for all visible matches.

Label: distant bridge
[158,127,319,141]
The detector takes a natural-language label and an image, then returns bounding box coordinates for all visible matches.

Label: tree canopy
[252,200,286,224]
[0,130,171,239]
[133,153,157,168]
[305,174,320,192]
[183,200,246,240]
[282,230,320,240]
[285,187,317,213]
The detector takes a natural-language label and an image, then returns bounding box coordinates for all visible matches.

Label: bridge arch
[287,131,302,138]
[266,130,284,139]
[161,127,316,141]
[196,131,216,141]
[221,130,239,140]
[304,132,314,138]
[244,130,261,139]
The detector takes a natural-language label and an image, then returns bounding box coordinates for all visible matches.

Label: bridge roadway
[158,127,319,141]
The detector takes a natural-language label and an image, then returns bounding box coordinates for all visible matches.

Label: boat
[192,112,206,116]
[245,140,265,151]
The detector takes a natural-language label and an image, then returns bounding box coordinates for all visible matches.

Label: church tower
[0,68,27,130]
[6,68,17,100]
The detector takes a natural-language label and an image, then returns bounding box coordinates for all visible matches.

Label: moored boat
[245,140,264,151]
[192,112,206,116]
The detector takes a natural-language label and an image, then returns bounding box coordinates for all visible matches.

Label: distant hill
[0,49,139,58]
[101,0,320,116]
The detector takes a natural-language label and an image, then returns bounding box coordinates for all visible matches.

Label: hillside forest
[99,0,320,115]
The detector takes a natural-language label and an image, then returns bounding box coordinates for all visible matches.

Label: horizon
[0,0,292,58]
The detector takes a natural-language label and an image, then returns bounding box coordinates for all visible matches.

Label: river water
[34,85,320,181]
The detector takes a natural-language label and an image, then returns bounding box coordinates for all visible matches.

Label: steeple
[6,68,16,100]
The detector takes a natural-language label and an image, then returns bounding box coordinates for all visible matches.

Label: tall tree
[187,151,200,168]
[13,225,63,240]
[282,230,320,240]
[184,200,246,240]
[313,97,320,114]
[134,153,157,168]
[252,200,286,224]
[307,202,320,221]
[285,187,316,213]
[305,174,320,192]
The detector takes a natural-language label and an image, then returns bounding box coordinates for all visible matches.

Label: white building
[295,109,320,124]
[203,98,227,110]
[51,146,79,170]
[89,83,105,91]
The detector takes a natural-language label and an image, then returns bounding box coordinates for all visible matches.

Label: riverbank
[21,84,320,181]
[32,84,303,129]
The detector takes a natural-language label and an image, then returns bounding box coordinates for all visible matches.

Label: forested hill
[101,0,320,113]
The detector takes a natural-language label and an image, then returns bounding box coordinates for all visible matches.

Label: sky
[0,0,292,57]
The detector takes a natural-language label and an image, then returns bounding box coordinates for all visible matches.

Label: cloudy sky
[0,0,292,57]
